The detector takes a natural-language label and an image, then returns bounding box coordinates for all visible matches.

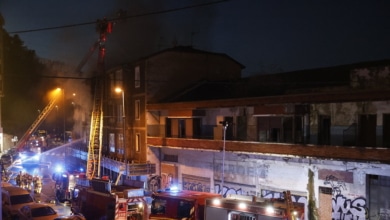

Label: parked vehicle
[54,207,86,220]
[1,181,13,187]
[16,203,59,220]
[1,186,36,219]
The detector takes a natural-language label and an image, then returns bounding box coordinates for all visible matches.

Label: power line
[9,0,228,34]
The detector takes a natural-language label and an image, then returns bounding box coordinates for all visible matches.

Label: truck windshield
[10,194,34,205]
[151,199,166,214]
[178,200,194,218]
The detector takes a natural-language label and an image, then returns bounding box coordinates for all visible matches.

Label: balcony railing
[147,136,390,163]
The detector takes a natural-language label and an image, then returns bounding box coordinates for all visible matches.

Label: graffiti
[182,174,211,192]
[183,182,210,192]
[332,195,366,220]
[161,173,173,189]
[261,189,307,204]
[324,175,347,196]
[214,184,242,197]
[214,162,269,178]
[148,175,161,192]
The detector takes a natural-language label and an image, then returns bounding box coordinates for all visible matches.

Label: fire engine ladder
[86,78,104,179]
[15,92,61,151]
[284,190,294,220]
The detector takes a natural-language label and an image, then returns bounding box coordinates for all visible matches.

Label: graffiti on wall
[148,175,161,192]
[161,163,178,190]
[214,160,269,186]
[260,189,307,204]
[323,175,347,196]
[332,195,367,220]
[161,172,174,189]
[214,184,243,197]
[321,171,368,220]
[182,174,211,192]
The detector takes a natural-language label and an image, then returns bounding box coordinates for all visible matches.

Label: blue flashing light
[170,185,179,192]
[55,165,63,173]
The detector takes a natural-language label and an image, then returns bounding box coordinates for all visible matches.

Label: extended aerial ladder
[86,18,113,179]
[15,90,61,151]
[86,79,104,179]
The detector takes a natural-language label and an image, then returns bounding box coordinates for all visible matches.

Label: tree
[2,29,47,137]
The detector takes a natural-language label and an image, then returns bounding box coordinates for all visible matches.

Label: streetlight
[115,87,127,178]
[220,121,228,197]
[56,88,66,143]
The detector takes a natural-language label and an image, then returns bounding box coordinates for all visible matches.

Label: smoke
[38,61,92,139]
[48,0,219,71]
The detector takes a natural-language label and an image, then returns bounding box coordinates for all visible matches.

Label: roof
[2,186,30,195]
[153,190,221,205]
[163,59,390,103]
[136,45,245,69]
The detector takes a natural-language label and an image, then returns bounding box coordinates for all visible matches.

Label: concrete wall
[147,146,390,220]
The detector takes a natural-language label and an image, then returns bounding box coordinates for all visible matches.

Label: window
[118,133,124,154]
[10,194,34,205]
[179,119,186,138]
[135,100,140,120]
[118,102,124,123]
[163,154,178,163]
[109,133,115,153]
[358,114,377,147]
[383,114,390,147]
[151,199,166,214]
[178,201,193,218]
[135,133,140,152]
[110,69,123,97]
[318,115,331,145]
[135,66,140,88]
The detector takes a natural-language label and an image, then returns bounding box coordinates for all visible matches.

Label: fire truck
[71,177,148,220]
[150,189,222,220]
[204,191,305,220]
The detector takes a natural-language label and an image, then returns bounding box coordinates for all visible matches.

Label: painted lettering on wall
[182,174,211,192]
[214,160,269,186]
[322,174,368,220]
[214,184,243,197]
[332,195,367,220]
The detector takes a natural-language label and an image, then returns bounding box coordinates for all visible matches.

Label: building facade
[145,62,390,219]
[103,45,390,219]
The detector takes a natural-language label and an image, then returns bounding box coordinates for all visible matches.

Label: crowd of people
[15,171,42,194]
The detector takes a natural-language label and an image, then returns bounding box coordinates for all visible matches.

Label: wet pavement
[1,146,75,217]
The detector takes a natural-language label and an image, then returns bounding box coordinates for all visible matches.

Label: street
[2,144,81,216]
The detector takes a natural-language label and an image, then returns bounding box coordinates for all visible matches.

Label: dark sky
[1,0,390,77]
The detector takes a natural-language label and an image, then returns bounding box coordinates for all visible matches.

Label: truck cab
[150,190,221,220]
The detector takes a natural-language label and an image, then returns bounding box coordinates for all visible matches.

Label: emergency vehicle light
[238,202,247,209]
[212,198,221,206]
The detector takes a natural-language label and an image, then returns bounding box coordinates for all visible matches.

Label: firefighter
[27,173,33,190]
[16,171,22,187]
[36,176,42,193]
